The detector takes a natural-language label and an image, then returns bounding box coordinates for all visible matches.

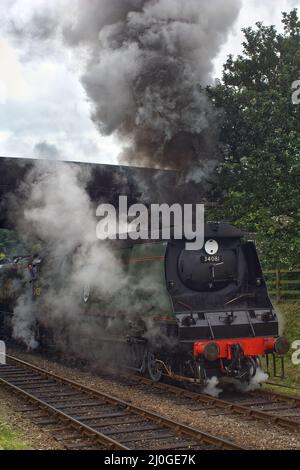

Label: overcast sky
[0,0,299,165]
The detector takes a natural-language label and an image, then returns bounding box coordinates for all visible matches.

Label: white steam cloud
[10,162,124,354]
[235,368,269,393]
[9,161,171,363]
[203,376,223,397]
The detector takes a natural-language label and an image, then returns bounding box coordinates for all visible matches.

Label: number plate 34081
[200,255,223,263]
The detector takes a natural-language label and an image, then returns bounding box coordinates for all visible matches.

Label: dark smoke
[66,0,241,177]
[4,0,241,181]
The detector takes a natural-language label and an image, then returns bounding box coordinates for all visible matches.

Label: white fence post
[0,341,6,365]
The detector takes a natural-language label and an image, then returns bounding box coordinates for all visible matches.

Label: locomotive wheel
[146,352,162,382]
[244,356,258,382]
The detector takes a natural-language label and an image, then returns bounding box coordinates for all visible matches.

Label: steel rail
[256,387,300,404]
[0,375,128,450]
[266,381,300,393]
[118,373,300,433]
[0,355,245,450]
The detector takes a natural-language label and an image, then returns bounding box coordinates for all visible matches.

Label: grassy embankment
[0,410,31,450]
[276,303,300,384]
[0,424,30,450]
[263,303,300,393]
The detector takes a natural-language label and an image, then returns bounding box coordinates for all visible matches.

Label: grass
[0,418,31,450]
[276,303,300,384]
[262,302,300,395]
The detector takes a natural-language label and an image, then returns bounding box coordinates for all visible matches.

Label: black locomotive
[0,222,289,385]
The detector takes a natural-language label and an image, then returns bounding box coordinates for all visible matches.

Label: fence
[265,269,300,303]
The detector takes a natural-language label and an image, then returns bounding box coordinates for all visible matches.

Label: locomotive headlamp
[204,239,219,255]
[274,337,290,355]
[203,342,220,362]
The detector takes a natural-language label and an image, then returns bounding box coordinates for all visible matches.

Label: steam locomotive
[0,222,289,385]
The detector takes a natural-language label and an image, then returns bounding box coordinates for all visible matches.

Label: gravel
[0,386,63,450]
[5,348,300,450]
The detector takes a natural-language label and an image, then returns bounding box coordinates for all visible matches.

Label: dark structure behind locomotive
[0,157,212,230]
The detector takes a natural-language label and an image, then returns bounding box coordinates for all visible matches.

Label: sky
[0,0,299,166]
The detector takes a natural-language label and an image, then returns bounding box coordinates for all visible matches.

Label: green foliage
[272,303,300,386]
[0,420,31,450]
[0,229,29,260]
[260,303,300,391]
[209,9,300,269]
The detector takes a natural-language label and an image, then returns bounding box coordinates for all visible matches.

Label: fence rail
[265,269,300,303]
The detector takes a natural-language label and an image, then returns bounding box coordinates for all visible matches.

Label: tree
[209,9,300,268]
[0,229,29,259]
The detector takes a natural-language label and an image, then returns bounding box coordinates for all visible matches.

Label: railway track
[118,374,300,434]
[0,355,244,451]
[266,381,300,393]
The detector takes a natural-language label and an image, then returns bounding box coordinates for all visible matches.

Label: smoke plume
[2,0,242,365]
[4,0,241,180]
